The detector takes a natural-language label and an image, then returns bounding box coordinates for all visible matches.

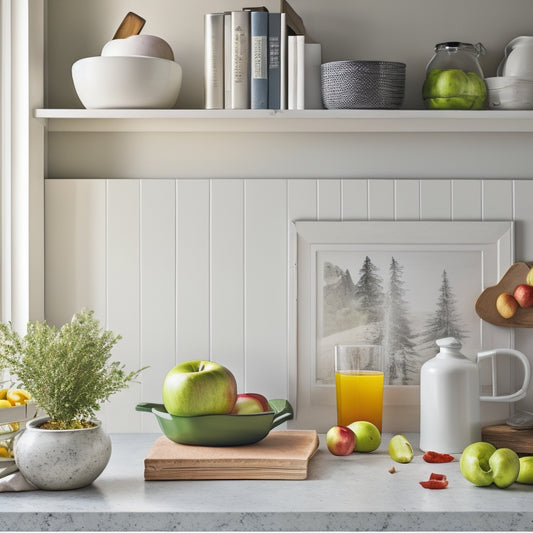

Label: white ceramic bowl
[485,76,533,110]
[101,35,175,61]
[72,56,182,109]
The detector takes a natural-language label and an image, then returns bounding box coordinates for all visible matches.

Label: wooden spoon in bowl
[113,12,146,40]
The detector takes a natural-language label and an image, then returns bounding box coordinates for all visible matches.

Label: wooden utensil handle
[113,12,146,40]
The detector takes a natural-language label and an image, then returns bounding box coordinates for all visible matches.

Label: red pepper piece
[419,479,449,489]
[429,472,447,481]
[423,450,454,463]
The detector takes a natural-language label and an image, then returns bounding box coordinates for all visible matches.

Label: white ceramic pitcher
[497,36,533,79]
[419,337,531,453]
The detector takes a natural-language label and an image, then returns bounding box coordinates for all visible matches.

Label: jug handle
[478,348,531,402]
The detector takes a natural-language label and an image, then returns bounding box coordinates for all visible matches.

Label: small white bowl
[72,56,182,109]
[101,35,175,61]
[485,76,533,110]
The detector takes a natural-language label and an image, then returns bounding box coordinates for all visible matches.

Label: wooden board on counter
[144,430,319,481]
[482,424,533,453]
[475,261,533,327]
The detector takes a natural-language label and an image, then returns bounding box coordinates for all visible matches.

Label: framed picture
[289,220,514,432]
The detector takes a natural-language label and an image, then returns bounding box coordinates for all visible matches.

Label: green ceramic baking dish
[135,398,294,446]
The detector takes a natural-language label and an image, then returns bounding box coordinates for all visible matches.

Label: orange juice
[335,370,384,431]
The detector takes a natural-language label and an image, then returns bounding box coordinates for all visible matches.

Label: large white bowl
[485,76,533,110]
[72,56,182,109]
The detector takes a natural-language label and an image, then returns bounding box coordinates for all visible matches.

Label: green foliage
[0,309,146,428]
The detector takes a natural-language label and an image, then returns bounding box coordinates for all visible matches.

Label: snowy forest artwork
[316,250,482,386]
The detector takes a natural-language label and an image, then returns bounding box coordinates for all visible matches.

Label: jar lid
[434,42,486,56]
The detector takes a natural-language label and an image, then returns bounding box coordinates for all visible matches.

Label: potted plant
[0,308,146,490]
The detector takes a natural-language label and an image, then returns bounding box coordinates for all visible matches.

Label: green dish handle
[136,401,165,413]
[268,399,294,429]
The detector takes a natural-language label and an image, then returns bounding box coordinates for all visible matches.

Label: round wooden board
[475,261,533,327]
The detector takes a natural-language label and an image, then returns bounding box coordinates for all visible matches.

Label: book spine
[267,13,281,110]
[224,12,232,109]
[296,34,305,110]
[250,11,269,109]
[287,35,297,110]
[279,13,287,109]
[204,13,225,110]
[230,11,250,109]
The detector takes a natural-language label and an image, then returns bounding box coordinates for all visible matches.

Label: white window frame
[1,0,44,328]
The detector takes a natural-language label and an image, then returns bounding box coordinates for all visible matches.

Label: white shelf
[34,108,533,133]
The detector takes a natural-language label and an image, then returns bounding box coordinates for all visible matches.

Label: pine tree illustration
[382,257,418,385]
[353,256,384,325]
[422,269,468,343]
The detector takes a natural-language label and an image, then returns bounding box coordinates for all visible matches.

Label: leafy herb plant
[0,309,146,429]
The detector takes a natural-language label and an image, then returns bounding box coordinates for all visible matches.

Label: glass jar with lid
[422,42,487,110]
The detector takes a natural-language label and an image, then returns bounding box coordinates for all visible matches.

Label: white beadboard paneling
[105,180,142,432]
[341,179,368,220]
[368,180,394,219]
[483,180,513,220]
[514,180,533,415]
[317,179,341,220]
[244,179,287,398]
[395,179,420,220]
[420,180,451,220]
[177,180,211,361]
[44,179,106,325]
[452,180,482,220]
[210,179,245,389]
[140,180,176,431]
[288,179,317,222]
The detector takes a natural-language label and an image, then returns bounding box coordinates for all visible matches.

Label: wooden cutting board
[144,430,319,481]
[482,424,533,453]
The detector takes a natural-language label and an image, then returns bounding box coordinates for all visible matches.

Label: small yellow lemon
[0,399,12,408]
[0,389,7,400]
[0,446,11,458]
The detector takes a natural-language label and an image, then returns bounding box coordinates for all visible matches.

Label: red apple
[231,393,270,414]
[513,284,533,308]
[326,425,356,456]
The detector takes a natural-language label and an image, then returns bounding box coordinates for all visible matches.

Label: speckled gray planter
[14,416,111,490]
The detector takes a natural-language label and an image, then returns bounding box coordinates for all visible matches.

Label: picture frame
[289,220,514,433]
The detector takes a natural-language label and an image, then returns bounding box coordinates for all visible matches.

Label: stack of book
[204,2,322,110]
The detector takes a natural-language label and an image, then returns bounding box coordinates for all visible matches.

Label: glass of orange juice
[334,344,384,432]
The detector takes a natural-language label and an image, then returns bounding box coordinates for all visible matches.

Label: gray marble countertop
[2,432,532,531]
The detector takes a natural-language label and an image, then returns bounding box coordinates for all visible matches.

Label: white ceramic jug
[419,337,531,454]
[498,36,533,79]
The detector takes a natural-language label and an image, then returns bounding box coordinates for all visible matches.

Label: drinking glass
[334,344,384,431]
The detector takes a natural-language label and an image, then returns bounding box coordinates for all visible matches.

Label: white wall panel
[317,180,341,220]
[140,180,177,431]
[341,180,368,220]
[104,180,141,432]
[210,180,245,389]
[420,180,451,220]
[395,180,420,220]
[368,180,394,219]
[452,180,482,220]
[176,180,210,362]
[244,180,287,398]
[45,179,106,325]
[483,180,514,220]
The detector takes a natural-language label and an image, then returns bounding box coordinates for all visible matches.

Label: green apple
[460,441,497,486]
[347,421,381,452]
[517,456,533,484]
[326,425,356,456]
[162,360,237,416]
[388,434,414,463]
[489,448,520,488]
[423,69,486,110]
[460,442,520,488]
